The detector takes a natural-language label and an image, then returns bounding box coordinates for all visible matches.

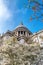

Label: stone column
[23,31,24,35]
[26,32,28,37]
[17,32,18,36]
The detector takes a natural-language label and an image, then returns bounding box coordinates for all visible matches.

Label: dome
[14,22,32,35]
[13,22,32,40]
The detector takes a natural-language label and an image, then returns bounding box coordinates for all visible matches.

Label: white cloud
[0,0,11,22]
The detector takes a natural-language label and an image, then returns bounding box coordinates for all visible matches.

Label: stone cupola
[13,22,32,39]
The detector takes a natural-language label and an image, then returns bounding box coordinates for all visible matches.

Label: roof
[15,22,26,29]
[14,22,32,34]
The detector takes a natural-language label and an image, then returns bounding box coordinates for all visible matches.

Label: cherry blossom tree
[25,0,43,22]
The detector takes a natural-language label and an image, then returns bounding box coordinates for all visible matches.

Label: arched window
[21,31,23,34]
[18,31,20,35]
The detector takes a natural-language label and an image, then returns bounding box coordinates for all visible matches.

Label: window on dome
[18,31,20,35]
[21,31,23,34]
[29,33,30,35]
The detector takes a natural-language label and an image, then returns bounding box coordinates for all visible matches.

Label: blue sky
[0,0,43,34]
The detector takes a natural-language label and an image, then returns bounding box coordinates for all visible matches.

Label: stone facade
[13,22,32,39]
[0,23,43,47]
[31,30,43,47]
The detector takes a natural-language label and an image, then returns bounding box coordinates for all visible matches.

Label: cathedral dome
[13,22,32,38]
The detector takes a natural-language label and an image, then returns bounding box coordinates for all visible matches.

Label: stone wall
[31,30,43,47]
